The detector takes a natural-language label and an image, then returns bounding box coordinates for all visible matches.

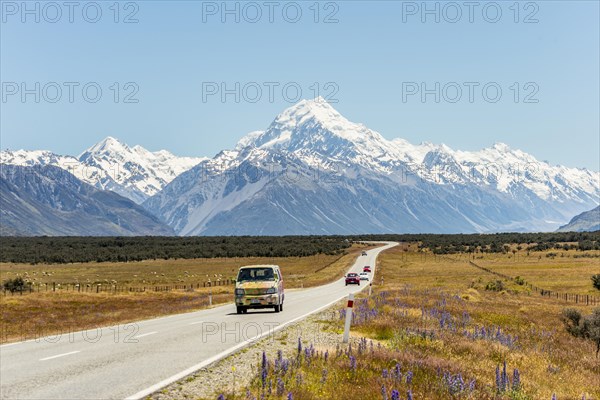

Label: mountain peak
[84,136,130,156]
[273,97,344,129]
[491,142,511,152]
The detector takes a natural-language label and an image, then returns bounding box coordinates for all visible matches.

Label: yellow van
[234,265,284,314]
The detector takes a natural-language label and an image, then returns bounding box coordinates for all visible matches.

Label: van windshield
[237,268,275,282]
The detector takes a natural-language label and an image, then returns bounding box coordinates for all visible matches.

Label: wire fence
[468,261,599,306]
[1,279,236,296]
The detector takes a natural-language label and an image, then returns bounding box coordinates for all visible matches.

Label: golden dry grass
[0,244,373,344]
[0,244,372,290]
[236,244,600,399]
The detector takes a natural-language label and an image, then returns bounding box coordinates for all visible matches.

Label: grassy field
[0,244,374,344]
[235,244,600,400]
[461,249,600,294]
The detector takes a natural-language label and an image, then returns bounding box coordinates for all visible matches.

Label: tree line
[0,236,351,264]
[1,232,597,264]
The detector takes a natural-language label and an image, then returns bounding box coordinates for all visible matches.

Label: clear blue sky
[1,1,598,170]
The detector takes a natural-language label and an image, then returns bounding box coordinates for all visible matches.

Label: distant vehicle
[363,266,372,273]
[235,265,284,314]
[345,272,360,286]
[361,251,367,256]
[359,272,369,281]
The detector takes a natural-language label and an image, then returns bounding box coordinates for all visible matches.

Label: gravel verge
[148,304,353,400]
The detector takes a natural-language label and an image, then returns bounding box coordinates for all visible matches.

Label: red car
[345,273,360,286]
[363,266,372,273]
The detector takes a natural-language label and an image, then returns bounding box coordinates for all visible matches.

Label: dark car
[345,273,360,286]
[361,251,367,256]
[363,266,372,273]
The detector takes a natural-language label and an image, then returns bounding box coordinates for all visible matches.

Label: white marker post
[342,293,354,343]
[368,281,372,296]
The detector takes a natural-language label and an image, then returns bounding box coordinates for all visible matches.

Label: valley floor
[159,245,600,399]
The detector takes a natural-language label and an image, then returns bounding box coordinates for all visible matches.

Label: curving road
[0,242,397,400]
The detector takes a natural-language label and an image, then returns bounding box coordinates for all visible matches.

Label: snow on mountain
[1,137,206,203]
[0,164,174,236]
[145,98,600,235]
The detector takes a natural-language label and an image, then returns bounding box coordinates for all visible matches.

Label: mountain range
[2,98,599,235]
[1,137,205,204]
[0,164,174,236]
[557,206,600,232]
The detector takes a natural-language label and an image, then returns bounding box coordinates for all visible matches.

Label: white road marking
[188,321,205,325]
[39,351,80,361]
[134,332,158,339]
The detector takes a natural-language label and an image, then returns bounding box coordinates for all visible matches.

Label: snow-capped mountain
[1,137,206,203]
[144,98,600,235]
[0,164,174,236]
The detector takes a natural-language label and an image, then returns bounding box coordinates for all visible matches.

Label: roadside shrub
[2,276,30,293]
[562,308,600,357]
[592,274,600,291]
[485,280,505,292]
[514,276,526,286]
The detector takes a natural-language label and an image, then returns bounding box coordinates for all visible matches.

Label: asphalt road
[0,242,398,400]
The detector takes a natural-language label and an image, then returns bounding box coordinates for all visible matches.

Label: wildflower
[513,368,520,390]
[407,390,413,400]
[381,384,387,400]
[394,363,402,381]
[321,368,328,383]
[406,371,413,384]
[349,355,357,371]
[552,394,557,400]
[382,369,389,378]
[276,377,285,396]
[502,361,509,390]
[324,350,329,362]
[391,389,400,400]
[468,379,476,391]
[495,365,501,391]
[287,393,293,400]
[261,367,267,389]
[297,337,302,354]
[217,395,225,400]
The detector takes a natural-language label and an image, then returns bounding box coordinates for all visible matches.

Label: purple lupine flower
[304,347,311,366]
[276,377,285,396]
[324,350,329,362]
[391,389,400,400]
[349,355,357,371]
[381,384,388,400]
[406,371,413,384]
[261,367,267,389]
[287,393,293,400]
[217,395,225,400]
[407,390,413,400]
[382,369,389,378]
[261,351,267,370]
[469,379,476,391]
[502,361,509,390]
[552,394,557,400]
[394,363,402,381]
[495,365,501,391]
[321,368,328,383]
[512,368,520,390]
[297,337,302,354]
[281,359,289,375]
